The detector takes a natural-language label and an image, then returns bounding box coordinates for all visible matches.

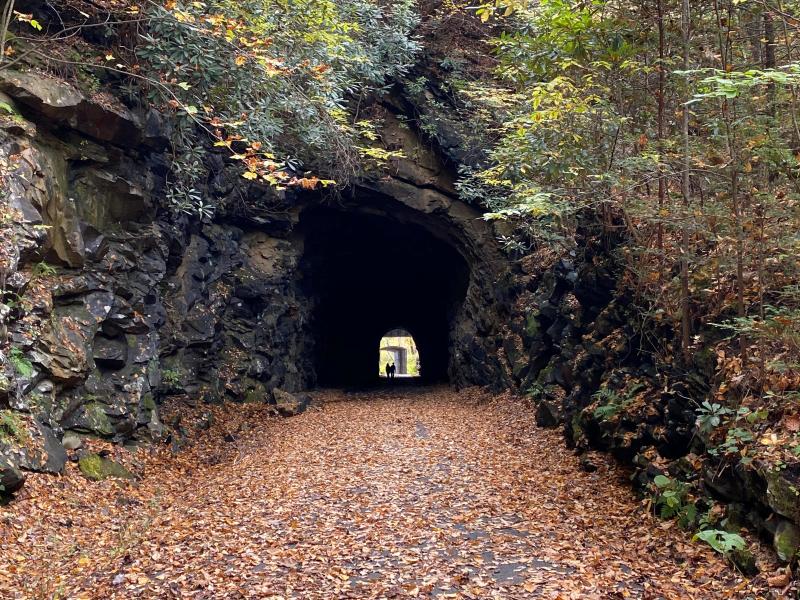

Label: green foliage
[137,0,420,217]
[713,304,800,365]
[31,261,57,278]
[592,394,626,420]
[0,101,18,115]
[461,0,800,469]
[695,401,733,435]
[698,401,769,459]
[165,185,213,221]
[693,529,746,556]
[526,382,546,400]
[459,0,640,251]
[591,382,644,421]
[682,66,800,103]
[161,368,183,388]
[0,410,28,445]
[8,347,33,378]
[652,475,698,528]
[14,12,42,31]
[711,427,754,458]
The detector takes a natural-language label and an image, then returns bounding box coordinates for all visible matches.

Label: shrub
[136,0,421,218]
[695,401,733,435]
[652,475,698,529]
[693,529,746,556]
[31,261,57,278]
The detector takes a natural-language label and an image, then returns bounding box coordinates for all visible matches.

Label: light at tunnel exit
[298,204,470,387]
[379,329,421,378]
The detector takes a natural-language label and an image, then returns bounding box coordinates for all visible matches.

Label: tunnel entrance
[379,329,420,378]
[298,203,470,387]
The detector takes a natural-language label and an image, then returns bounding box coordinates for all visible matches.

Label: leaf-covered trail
[0,388,772,598]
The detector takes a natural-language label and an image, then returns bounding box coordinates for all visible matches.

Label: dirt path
[0,388,775,598]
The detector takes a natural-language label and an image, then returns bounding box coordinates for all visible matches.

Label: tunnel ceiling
[298,204,470,387]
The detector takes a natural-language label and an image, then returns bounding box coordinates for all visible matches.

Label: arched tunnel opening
[379,328,420,378]
[298,203,471,387]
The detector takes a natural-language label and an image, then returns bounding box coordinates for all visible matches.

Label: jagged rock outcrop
[0,68,512,498]
[0,72,169,489]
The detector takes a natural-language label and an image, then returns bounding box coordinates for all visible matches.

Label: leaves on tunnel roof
[0,388,788,598]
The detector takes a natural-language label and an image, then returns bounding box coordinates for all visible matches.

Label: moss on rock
[0,410,29,445]
[525,311,540,337]
[78,453,134,481]
[774,519,800,562]
[84,402,114,437]
[764,465,800,523]
[243,380,267,403]
[729,547,758,576]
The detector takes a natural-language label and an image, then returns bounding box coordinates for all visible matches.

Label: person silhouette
[385,362,391,379]
[389,363,396,379]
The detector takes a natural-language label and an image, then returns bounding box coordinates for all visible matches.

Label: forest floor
[0,387,788,599]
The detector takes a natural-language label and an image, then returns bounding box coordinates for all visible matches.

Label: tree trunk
[656,0,666,281]
[680,0,691,365]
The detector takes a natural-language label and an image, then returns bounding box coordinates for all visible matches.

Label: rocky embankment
[495,229,800,568]
[1,60,798,574]
[0,67,509,498]
[0,69,323,492]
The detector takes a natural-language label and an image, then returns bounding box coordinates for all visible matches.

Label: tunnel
[298,201,471,387]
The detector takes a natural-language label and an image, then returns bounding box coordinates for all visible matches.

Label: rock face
[774,519,800,562]
[0,70,511,489]
[0,60,797,567]
[489,220,800,564]
[0,70,152,147]
[0,459,25,497]
[0,416,67,475]
[1,71,167,474]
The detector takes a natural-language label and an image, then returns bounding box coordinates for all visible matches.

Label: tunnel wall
[153,177,511,395]
[298,204,470,386]
[157,110,514,397]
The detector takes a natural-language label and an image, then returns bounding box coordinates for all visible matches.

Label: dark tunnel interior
[298,204,471,387]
